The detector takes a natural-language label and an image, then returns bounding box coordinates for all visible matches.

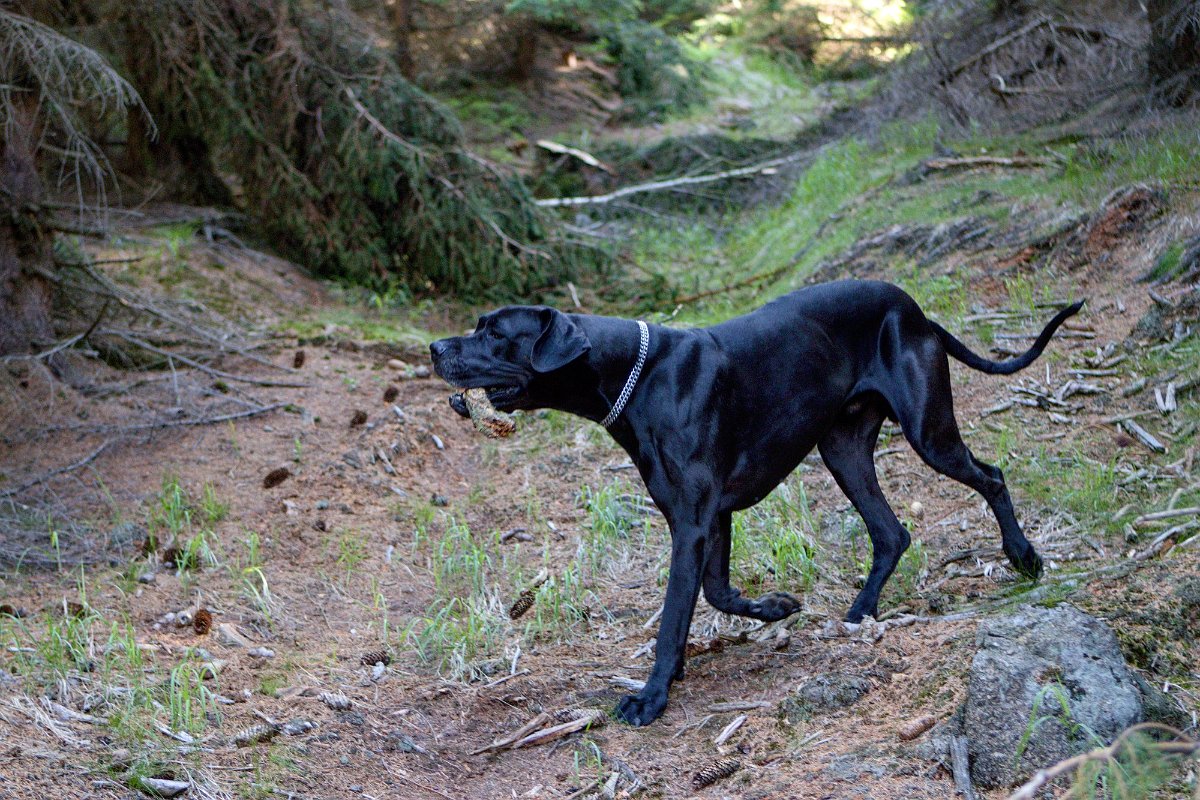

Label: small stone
[349,785,363,793]
[282,718,317,736]
[430,494,448,507]
[137,572,156,585]
[795,671,871,712]
[387,359,408,371]
[371,662,385,681]
[198,660,225,680]
[909,501,924,519]
[385,732,428,754]
[316,500,331,510]
[248,647,275,659]
[338,711,365,726]
[138,777,190,797]
[412,365,430,378]
[216,622,253,648]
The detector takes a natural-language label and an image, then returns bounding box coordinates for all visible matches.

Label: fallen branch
[713,714,747,746]
[942,17,1133,84]
[99,330,308,389]
[1006,724,1199,800]
[1121,419,1166,453]
[708,700,771,713]
[923,155,1051,171]
[950,735,980,800]
[672,263,792,305]
[536,139,613,174]
[1132,521,1199,560]
[535,152,809,208]
[0,440,110,498]
[470,712,552,755]
[506,710,605,750]
[1133,507,1200,526]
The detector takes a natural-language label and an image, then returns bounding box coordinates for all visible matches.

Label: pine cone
[319,692,351,710]
[233,723,279,747]
[193,608,213,635]
[508,589,536,620]
[692,758,740,790]
[263,467,291,489]
[360,649,391,666]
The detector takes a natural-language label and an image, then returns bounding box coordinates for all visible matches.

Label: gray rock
[964,604,1142,789]
[795,671,871,713]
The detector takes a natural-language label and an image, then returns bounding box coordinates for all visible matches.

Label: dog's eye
[486,329,504,341]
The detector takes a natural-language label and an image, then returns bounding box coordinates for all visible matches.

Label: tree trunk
[0,98,56,357]
[510,19,539,83]
[1148,0,1200,104]
[392,0,415,79]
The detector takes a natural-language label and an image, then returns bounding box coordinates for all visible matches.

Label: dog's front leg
[615,521,707,726]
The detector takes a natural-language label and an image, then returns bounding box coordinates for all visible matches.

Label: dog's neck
[556,316,658,430]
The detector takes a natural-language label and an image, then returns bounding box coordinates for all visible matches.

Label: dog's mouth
[448,385,524,418]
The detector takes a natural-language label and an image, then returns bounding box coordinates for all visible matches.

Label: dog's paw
[1006,545,1043,580]
[615,691,668,726]
[751,591,803,621]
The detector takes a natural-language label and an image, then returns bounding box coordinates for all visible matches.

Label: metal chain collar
[601,320,649,428]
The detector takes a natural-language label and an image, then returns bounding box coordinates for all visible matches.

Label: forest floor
[3,63,1200,800]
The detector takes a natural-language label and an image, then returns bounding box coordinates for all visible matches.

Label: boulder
[963,604,1143,789]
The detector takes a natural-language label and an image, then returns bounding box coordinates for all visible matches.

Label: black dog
[430,279,1082,726]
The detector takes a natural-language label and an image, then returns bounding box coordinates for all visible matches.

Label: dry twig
[1006,724,1199,800]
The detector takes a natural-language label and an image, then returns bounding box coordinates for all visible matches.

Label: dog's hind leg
[818,397,910,623]
[701,512,803,622]
[887,341,1043,580]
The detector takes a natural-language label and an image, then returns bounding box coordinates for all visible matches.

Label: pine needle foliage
[115,0,602,298]
[0,8,148,206]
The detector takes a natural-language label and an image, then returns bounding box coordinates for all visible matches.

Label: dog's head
[429,306,591,418]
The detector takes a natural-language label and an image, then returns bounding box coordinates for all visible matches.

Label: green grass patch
[731,478,819,596]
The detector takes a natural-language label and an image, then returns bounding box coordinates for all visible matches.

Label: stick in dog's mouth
[458,387,516,438]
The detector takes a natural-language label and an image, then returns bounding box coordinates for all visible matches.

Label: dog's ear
[531,308,590,373]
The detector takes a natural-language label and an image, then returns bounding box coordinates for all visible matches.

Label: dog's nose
[429,340,449,362]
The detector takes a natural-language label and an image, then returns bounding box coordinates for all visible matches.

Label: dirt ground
[1,192,1199,800]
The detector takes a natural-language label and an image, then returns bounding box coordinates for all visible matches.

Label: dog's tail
[931,300,1085,375]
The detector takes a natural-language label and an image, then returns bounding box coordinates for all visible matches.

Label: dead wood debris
[950,734,980,800]
[713,714,747,746]
[472,709,605,754]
